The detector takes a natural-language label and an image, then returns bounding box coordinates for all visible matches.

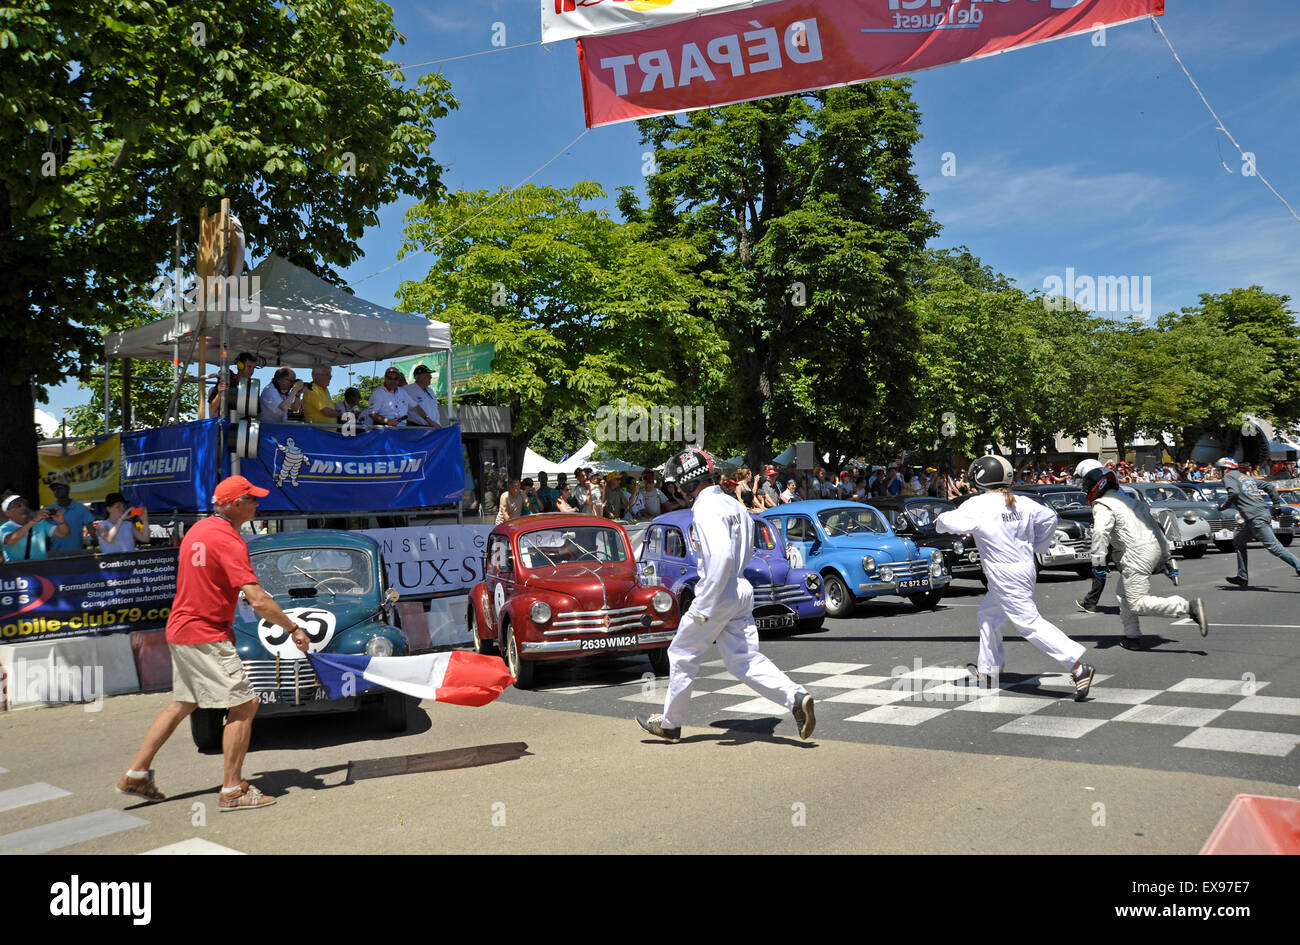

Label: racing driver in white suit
[936,455,1096,700]
[1077,461,1209,649]
[636,447,815,742]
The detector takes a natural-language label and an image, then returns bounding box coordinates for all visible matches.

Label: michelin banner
[0,548,178,644]
[245,423,466,513]
[120,419,222,513]
[577,0,1164,127]
[361,524,494,598]
[38,435,121,506]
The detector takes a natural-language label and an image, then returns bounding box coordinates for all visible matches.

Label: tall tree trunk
[0,342,39,499]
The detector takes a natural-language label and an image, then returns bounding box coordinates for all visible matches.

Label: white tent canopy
[105,253,451,367]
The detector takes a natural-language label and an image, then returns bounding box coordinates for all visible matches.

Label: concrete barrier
[1200,794,1300,854]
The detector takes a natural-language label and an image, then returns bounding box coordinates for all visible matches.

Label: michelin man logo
[269,435,310,488]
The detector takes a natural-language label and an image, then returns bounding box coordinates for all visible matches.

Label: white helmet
[1074,459,1103,478]
[967,455,1013,491]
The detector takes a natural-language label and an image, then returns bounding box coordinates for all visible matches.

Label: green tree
[629,83,938,468]
[1188,287,1299,426]
[1,0,457,495]
[396,183,728,475]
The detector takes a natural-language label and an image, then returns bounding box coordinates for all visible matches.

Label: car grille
[753,583,814,605]
[546,604,662,636]
[241,659,323,703]
[893,558,934,579]
[1207,515,1237,531]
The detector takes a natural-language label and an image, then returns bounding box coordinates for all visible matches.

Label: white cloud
[35,408,59,438]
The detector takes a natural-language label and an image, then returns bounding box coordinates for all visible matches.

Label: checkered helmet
[665,447,718,491]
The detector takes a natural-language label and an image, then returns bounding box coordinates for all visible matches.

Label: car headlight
[951,540,963,553]
[651,590,672,614]
[929,549,945,577]
[967,550,979,563]
[1235,513,1244,523]
[1183,511,1198,523]
[530,600,552,624]
[365,636,393,657]
[861,555,876,573]
[880,566,895,583]
[804,573,821,592]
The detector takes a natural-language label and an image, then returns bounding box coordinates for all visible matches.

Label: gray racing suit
[1220,469,1300,581]
[1091,490,1189,639]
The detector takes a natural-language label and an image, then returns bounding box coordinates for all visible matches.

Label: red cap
[213,475,269,504]
[764,465,777,475]
[838,471,850,479]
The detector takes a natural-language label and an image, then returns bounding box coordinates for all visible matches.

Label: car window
[818,507,886,536]
[753,519,776,550]
[786,516,812,541]
[252,547,374,599]
[1039,491,1089,511]
[1153,485,1189,502]
[664,527,686,559]
[517,526,629,568]
[486,535,513,573]
[644,526,663,557]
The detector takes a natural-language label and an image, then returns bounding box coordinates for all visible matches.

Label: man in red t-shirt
[118,476,309,812]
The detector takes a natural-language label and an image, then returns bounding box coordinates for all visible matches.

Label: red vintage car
[469,514,679,688]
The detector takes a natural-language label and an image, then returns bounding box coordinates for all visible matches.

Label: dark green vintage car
[189,530,407,750]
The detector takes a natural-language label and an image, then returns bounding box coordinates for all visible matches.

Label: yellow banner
[38,436,121,505]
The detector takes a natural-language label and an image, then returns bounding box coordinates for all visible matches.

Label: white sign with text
[362,524,495,598]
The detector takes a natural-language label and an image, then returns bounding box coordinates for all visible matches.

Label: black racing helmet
[1081,466,1118,503]
[665,447,719,492]
[967,455,1013,491]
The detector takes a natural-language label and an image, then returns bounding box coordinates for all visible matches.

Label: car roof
[247,531,380,554]
[494,513,625,534]
[768,500,881,513]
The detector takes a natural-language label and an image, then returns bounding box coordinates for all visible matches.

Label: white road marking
[1112,704,1226,727]
[1170,678,1270,695]
[718,697,788,717]
[140,838,245,855]
[896,665,972,681]
[1228,695,1300,716]
[0,783,72,814]
[823,688,913,706]
[954,695,1056,715]
[790,661,870,675]
[802,673,891,689]
[1,810,148,855]
[1175,727,1300,757]
[994,716,1108,739]
[844,704,948,726]
[1086,687,1163,705]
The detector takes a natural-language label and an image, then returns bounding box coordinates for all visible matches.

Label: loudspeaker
[796,441,815,470]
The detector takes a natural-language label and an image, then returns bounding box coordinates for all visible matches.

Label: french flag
[308,651,515,707]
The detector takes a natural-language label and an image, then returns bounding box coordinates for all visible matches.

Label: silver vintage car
[1120,483,1212,557]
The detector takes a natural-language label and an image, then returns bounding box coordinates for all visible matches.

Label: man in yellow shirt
[303,365,342,425]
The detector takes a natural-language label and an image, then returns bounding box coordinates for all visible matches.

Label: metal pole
[446,346,455,423]
[103,349,110,434]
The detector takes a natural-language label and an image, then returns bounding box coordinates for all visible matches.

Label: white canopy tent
[105,253,451,368]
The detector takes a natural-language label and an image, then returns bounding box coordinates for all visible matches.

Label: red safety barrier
[131,630,173,692]
[396,602,431,652]
[1200,794,1300,854]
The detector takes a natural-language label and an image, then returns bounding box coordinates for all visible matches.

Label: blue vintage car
[760,500,950,618]
[189,530,408,750]
[637,509,826,632]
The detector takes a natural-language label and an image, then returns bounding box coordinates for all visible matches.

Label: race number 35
[258,607,336,659]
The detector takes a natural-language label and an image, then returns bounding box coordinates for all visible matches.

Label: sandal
[116,770,166,802]
[218,782,277,812]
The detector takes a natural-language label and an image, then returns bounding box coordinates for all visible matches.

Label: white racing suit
[661,485,804,728]
[1090,491,1189,640]
[936,491,1085,675]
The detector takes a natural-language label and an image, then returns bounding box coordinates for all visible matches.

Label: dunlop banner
[38,436,121,506]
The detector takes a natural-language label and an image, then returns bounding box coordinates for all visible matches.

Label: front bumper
[521,629,676,656]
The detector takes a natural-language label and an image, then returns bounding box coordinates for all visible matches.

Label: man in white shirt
[368,368,410,427]
[259,368,304,423]
[631,471,668,520]
[402,364,442,428]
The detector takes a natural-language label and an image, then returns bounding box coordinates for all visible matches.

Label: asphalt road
[2,545,1297,855]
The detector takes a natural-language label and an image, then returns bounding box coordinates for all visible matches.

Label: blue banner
[0,548,178,643]
[243,423,465,512]
[120,419,223,513]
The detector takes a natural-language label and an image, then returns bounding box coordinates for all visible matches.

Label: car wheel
[190,708,225,752]
[796,617,825,633]
[1074,564,1093,580]
[677,587,694,616]
[1181,545,1206,559]
[470,606,496,655]
[647,647,670,677]
[503,623,535,690]
[908,590,942,610]
[1214,540,1235,554]
[821,571,854,618]
[381,691,408,732]
[1281,535,1294,548]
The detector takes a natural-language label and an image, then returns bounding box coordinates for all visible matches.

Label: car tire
[1074,564,1093,580]
[908,590,942,610]
[647,647,670,677]
[1214,540,1235,554]
[381,691,408,732]
[677,586,694,616]
[470,606,496,655]
[821,571,854,618]
[503,623,535,690]
[1281,535,1294,548]
[190,708,225,752]
[796,617,825,633]
[1181,545,1206,559]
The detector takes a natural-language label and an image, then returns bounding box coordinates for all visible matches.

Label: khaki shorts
[170,641,256,709]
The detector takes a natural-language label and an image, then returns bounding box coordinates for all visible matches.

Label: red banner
[578,0,1164,127]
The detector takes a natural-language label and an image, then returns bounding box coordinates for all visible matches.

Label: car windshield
[1039,491,1089,511]
[754,519,777,551]
[818,507,887,536]
[518,526,629,569]
[1194,485,1228,502]
[1146,485,1191,502]
[251,547,374,599]
[903,501,952,530]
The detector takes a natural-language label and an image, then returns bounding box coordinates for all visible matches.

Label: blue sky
[44,0,1300,428]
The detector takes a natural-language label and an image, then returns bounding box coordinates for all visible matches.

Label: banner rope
[1151,16,1300,224]
[364,40,544,78]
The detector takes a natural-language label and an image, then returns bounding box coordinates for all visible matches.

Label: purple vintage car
[636,509,826,632]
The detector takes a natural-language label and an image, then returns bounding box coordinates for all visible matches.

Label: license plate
[898,578,929,591]
[1215,529,1234,541]
[756,614,796,630]
[257,687,328,705]
[580,634,641,652]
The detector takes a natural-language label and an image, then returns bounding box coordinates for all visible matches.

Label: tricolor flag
[308,651,515,707]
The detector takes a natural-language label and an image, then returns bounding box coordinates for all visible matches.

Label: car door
[485,534,515,630]
[784,515,817,569]
[663,525,691,586]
